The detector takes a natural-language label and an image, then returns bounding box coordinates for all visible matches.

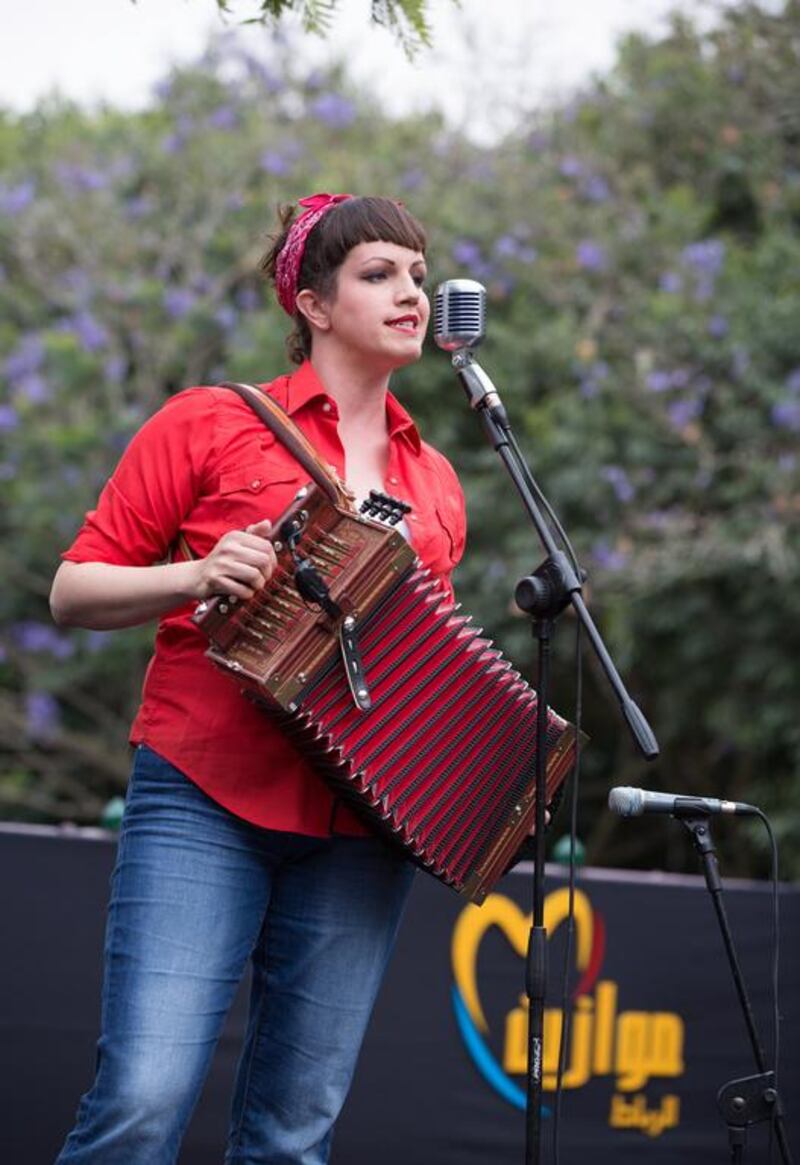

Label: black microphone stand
[677,810,793,1164]
[448,350,659,1165]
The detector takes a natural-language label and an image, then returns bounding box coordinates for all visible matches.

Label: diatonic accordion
[194,483,576,904]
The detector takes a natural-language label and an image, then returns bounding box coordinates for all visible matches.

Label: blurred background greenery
[1,0,798,878]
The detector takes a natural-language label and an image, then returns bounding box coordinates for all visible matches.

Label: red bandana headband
[274,192,353,316]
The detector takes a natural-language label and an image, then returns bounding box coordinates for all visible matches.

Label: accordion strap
[217,380,352,510]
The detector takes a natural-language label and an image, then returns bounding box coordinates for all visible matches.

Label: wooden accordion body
[194,483,576,904]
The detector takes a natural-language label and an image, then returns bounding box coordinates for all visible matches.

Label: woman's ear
[295,288,331,333]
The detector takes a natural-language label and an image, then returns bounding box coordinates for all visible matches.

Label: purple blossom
[260,149,291,176]
[161,132,186,156]
[104,355,127,383]
[641,509,672,529]
[682,241,727,278]
[493,235,523,259]
[667,397,704,429]
[236,286,260,313]
[399,167,426,191]
[579,361,610,399]
[15,373,50,403]
[60,267,92,301]
[125,195,154,220]
[575,240,608,272]
[492,232,537,264]
[646,370,673,393]
[208,106,238,130]
[60,465,81,487]
[581,175,611,203]
[778,453,797,472]
[192,274,213,295]
[26,690,62,741]
[600,464,635,503]
[659,271,683,294]
[681,239,726,301]
[84,629,112,653]
[0,180,36,215]
[14,621,74,659]
[558,155,585,179]
[771,399,800,432]
[163,287,197,319]
[68,311,109,353]
[153,76,175,101]
[309,93,356,129]
[0,405,19,431]
[528,129,552,152]
[54,163,109,193]
[214,304,238,331]
[244,58,283,93]
[466,160,496,183]
[452,239,482,266]
[304,68,326,91]
[708,315,729,338]
[645,367,692,393]
[5,334,45,380]
[786,368,800,394]
[591,540,629,572]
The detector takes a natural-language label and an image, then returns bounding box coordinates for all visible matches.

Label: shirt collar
[282,360,421,454]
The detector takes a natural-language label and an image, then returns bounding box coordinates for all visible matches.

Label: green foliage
[206,0,434,55]
[2,3,798,879]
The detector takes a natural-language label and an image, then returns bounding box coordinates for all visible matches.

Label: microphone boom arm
[450,350,659,761]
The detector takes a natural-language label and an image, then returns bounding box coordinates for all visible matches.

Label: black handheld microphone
[608,786,758,818]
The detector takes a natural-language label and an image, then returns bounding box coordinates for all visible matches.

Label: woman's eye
[364,271,387,282]
[413,274,427,287]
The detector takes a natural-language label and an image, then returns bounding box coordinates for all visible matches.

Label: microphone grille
[433,279,486,352]
[607,787,643,817]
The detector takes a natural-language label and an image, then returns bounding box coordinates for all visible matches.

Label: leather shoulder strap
[217,380,352,509]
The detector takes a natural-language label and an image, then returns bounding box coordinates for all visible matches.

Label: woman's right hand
[190,519,278,601]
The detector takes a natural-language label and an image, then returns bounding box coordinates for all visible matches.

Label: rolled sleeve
[63,389,216,566]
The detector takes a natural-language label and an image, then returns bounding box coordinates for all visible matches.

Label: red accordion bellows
[194,485,576,904]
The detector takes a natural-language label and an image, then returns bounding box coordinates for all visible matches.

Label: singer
[48,194,466,1164]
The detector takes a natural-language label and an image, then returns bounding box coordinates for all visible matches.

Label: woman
[49,193,466,1165]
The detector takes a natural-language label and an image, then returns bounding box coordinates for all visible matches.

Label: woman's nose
[397,274,420,301]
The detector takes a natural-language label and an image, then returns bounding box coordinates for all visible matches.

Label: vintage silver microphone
[433,279,507,422]
[433,278,486,351]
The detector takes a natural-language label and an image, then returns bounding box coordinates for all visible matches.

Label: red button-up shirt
[63,361,467,836]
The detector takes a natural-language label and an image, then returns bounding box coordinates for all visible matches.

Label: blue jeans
[56,746,415,1165]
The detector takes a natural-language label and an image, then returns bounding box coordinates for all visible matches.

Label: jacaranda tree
[1,2,798,877]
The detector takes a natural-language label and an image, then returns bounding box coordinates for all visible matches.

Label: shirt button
[388,476,399,485]
[410,514,418,522]
[250,479,261,489]
[322,402,332,413]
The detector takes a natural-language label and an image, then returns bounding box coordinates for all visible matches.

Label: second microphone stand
[449,348,659,1165]
[678,810,793,1164]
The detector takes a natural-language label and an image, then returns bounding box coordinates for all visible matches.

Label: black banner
[1,825,797,1163]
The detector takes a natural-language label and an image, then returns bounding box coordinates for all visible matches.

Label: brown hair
[260,196,427,365]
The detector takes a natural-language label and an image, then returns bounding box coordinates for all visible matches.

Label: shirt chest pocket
[218,457,305,525]
[410,498,464,575]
